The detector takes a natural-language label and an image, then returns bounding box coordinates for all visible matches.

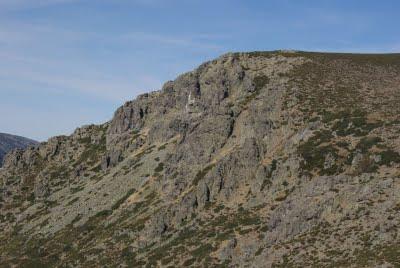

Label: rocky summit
[1,51,400,267]
[0,133,38,167]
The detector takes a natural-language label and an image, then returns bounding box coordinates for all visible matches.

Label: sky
[1,0,399,141]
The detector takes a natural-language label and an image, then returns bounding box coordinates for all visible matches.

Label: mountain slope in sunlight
[1,51,400,267]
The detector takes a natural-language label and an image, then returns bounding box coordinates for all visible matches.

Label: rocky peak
[1,51,400,267]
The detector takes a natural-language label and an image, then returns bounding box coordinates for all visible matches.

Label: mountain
[0,133,38,167]
[1,51,400,267]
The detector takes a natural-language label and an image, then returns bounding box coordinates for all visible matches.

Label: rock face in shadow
[1,51,400,267]
[0,133,38,167]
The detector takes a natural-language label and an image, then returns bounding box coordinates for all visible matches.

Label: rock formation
[1,51,400,267]
[0,133,38,167]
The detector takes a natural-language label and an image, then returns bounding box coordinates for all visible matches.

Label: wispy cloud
[0,21,94,45]
[0,20,223,103]
[2,0,397,141]
[0,20,225,49]
[121,32,224,50]
[0,65,160,102]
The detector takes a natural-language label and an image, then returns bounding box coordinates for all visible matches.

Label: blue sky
[1,0,399,141]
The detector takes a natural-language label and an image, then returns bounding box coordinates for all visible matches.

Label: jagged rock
[74,164,86,178]
[196,181,210,208]
[219,238,237,261]
[0,133,38,167]
[101,150,123,170]
[324,152,336,169]
[1,51,400,268]
[34,176,50,200]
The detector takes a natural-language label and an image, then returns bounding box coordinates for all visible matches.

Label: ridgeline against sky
[1,0,399,141]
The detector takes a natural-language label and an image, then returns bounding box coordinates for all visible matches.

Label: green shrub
[111,189,135,210]
[253,75,270,91]
[158,144,167,151]
[192,164,215,186]
[183,258,196,266]
[154,162,164,173]
[191,243,214,259]
[379,150,400,165]
[94,210,112,218]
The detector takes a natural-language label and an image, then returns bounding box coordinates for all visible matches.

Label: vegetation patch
[154,162,164,173]
[192,163,216,186]
[298,130,340,175]
[76,134,106,166]
[70,185,84,194]
[94,210,112,218]
[158,144,167,151]
[253,75,270,91]
[239,75,269,108]
[356,136,383,152]
[266,159,278,178]
[111,188,135,210]
[330,111,382,137]
[379,150,400,166]
[191,243,214,260]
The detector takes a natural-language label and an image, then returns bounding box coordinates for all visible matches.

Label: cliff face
[1,51,400,267]
[0,133,38,167]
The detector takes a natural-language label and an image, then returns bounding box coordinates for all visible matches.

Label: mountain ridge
[0,132,38,167]
[1,51,400,267]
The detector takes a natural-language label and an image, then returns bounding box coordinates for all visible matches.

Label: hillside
[0,133,38,167]
[1,51,400,267]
